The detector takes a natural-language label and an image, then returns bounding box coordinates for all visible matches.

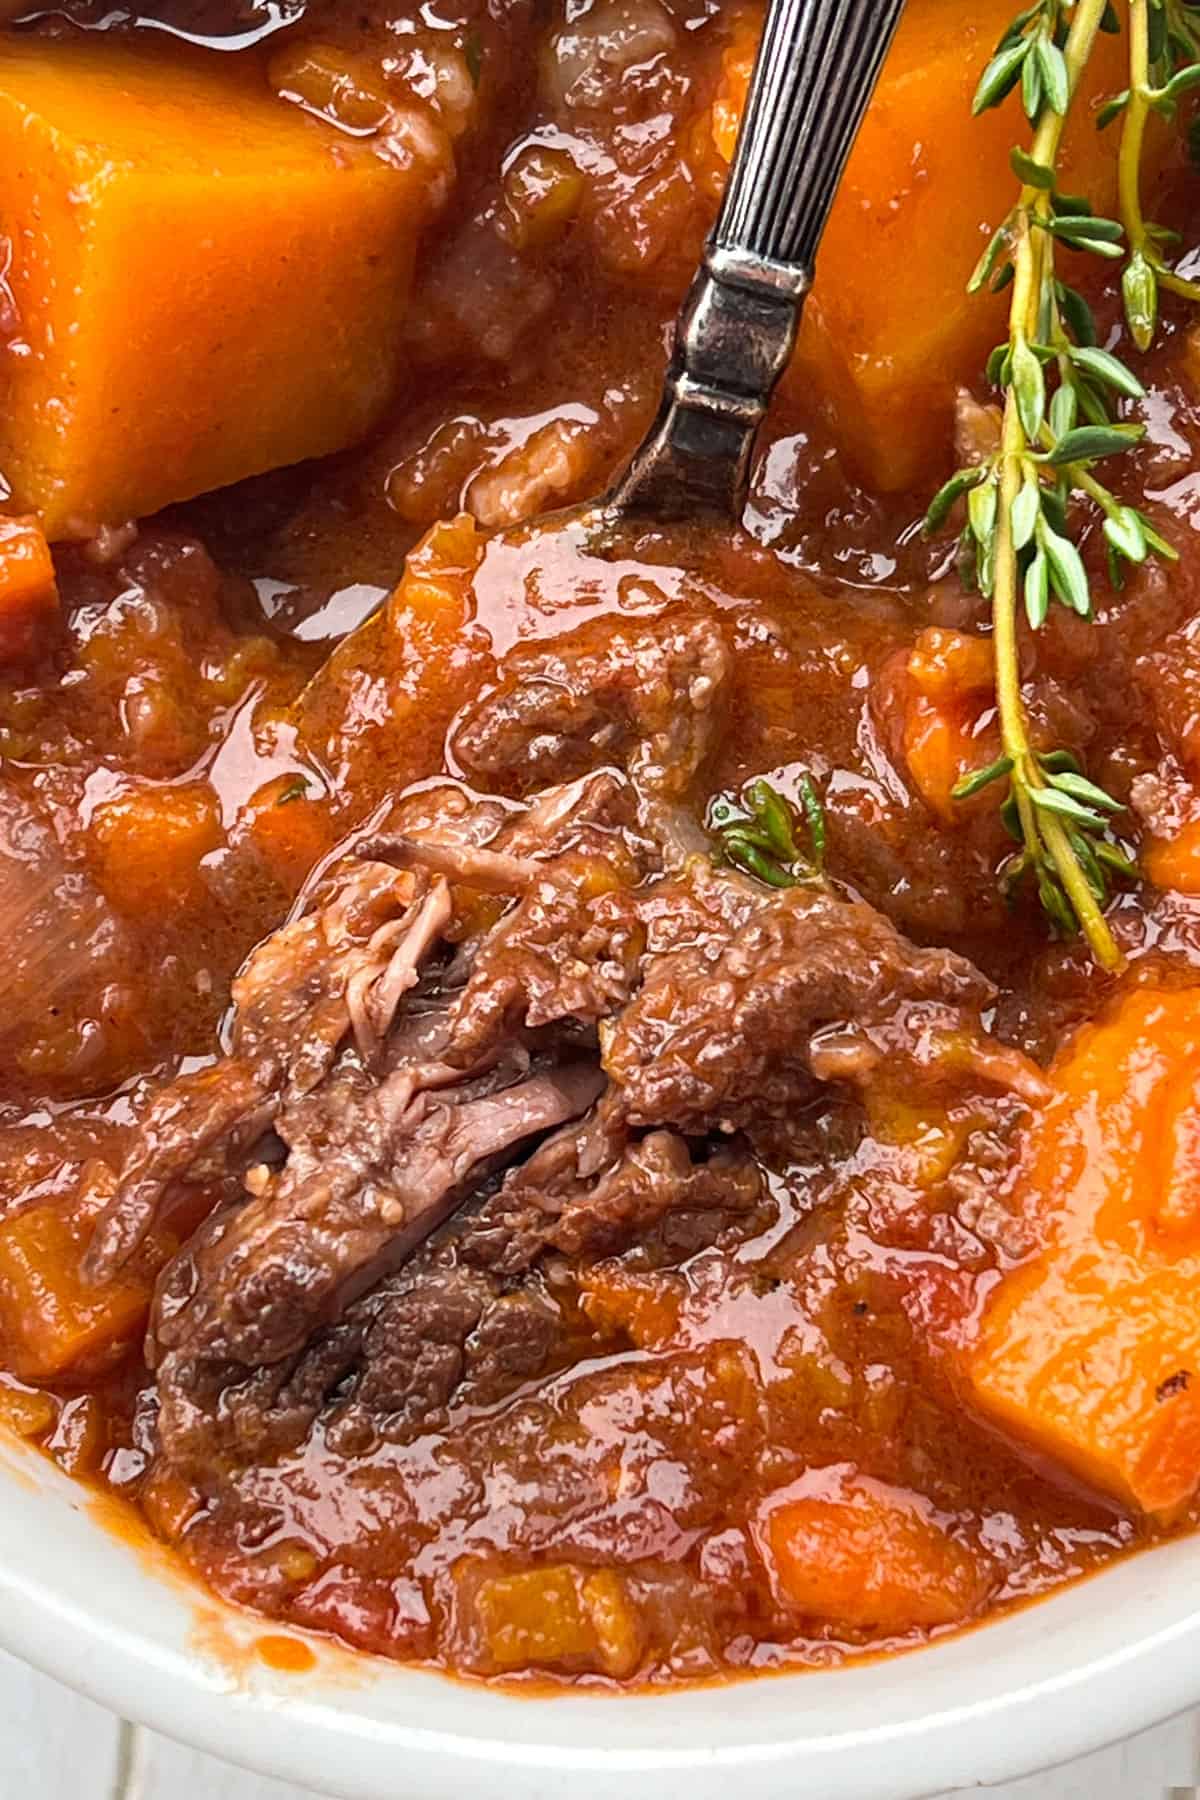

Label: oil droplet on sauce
[255,1633,317,1674]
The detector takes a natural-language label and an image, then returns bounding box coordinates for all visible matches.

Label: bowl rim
[2,1427,1199,1800]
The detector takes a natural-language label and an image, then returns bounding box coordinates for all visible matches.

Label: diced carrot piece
[907,629,994,705]
[902,696,982,826]
[239,774,333,898]
[0,516,57,664]
[0,1378,56,1439]
[470,1563,644,1677]
[1145,820,1200,896]
[578,1265,684,1349]
[707,0,1150,490]
[390,513,485,628]
[759,1468,988,1633]
[0,37,438,538]
[897,628,998,824]
[0,1202,153,1380]
[294,513,495,810]
[47,1392,108,1479]
[967,988,1200,1519]
[89,782,222,916]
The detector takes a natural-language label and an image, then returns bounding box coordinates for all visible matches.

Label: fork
[606,0,908,522]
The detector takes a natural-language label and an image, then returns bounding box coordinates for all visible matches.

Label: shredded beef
[450,611,729,802]
[602,858,995,1133]
[85,610,1045,1489]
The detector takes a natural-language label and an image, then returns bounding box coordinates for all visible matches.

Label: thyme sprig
[926,0,1198,970]
[710,776,824,888]
[1103,0,1200,343]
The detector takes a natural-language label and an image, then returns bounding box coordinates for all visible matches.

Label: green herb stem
[991,0,1124,971]
[929,0,1200,965]
[1119,0,1153,269]
[1117,0,1200,328]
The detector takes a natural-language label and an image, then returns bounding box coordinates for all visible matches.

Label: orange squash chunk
[294,514,495,810]
[1145,819,1200,896]
[711,0,1141,490]
[968,989,1200,1519]
[799,0,1137,490]
[759,1468,988,1633]
[0,515,56,662]
[470,1564,644,1677]
[89,782,223,916]
[0,38,431,538]
[0,1201,153,1381]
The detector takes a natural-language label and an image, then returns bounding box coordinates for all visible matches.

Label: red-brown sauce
[1,0,1200,1691]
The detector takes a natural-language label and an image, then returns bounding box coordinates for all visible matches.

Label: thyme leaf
[709,777,825,888]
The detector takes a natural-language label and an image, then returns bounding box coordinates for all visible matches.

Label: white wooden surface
[0,1650,1197,1799]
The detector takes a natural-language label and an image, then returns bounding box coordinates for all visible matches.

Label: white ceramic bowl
[2,1426,1198,1798]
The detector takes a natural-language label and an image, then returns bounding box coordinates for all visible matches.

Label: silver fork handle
[608,0,907,521]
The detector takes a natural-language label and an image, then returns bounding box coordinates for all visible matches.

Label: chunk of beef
[604,858,1007,1133]
[98,678,1043,1492]
[85,859,428,1281]
[459,1107,767,1274]
[450,612,729,802]
[90,771,643,1285]
[116,775,651,1478]
[364,771,652,1065]
[166,1122,769,1475]
[328,1274,564,1454]
[153,1060,603,1475]
[153,1060,604,1369]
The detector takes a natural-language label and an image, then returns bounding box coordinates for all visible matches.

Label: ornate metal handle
[608,0,907,521]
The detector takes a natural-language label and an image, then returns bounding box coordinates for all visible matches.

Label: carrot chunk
[967,989,1200,1519]
[759,1468,988,1633]
[0,516,57,663]
[89,782,222,916]
[577,1265,684,1349]
[470,1563,644,1677]
[907,628,994,706]
[899,629,996,825]
[0,1202,153,1381]
[239,774,334,898]
[0,37,435,537]
[1145,820,1200,896]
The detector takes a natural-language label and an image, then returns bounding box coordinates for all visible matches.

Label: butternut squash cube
[470,1563,644,1677]
[0,1201,152,1380]
[792,0,1140,491]
[968,989,1200,1520]
[0,514,56,663]
[0,39,429,538]
[758,1468,989,1633]
[709,0,1150,490]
